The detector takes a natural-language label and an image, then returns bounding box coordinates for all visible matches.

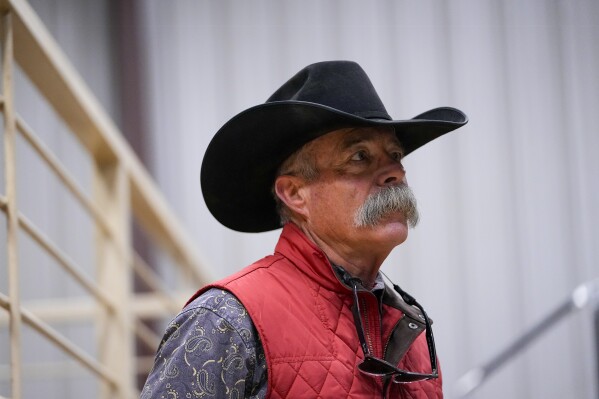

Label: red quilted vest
[189,224,443,398]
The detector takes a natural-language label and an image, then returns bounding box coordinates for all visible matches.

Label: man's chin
[371,212,410,228]
[374,224,409,247]
[355,216,410,243]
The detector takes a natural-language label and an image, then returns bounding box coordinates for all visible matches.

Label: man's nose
[376,158,406,186]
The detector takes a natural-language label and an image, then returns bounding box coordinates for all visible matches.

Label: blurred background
[0,0,598,398]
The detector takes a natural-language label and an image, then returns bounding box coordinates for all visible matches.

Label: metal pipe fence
[0,0,213,397]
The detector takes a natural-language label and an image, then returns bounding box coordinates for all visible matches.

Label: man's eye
[391,151,403,162]
[351,150,368,161]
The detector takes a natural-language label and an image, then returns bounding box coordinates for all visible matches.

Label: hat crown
[267,61,392,121]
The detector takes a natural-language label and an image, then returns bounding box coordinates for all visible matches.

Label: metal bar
[0,293,187,325]
[94,161,134,399]
[18,212,117,313]
[0,1,214,396]
[0,297,162,356]
[14,115,139,295]
[595,305,599,398]
[0,298,95,324]
[130,292,189,319]
[1,10,22,399]
[133,317,161,352]
[131,252,168,295]
[131,252,180,313]
[6,0,212,287]
[0,292,119,388]
[14,115,115,239]
[1,360,96,379]
[485,300,574,378]
[453,278,599,398]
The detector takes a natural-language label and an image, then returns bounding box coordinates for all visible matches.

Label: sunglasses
[350,276,438,383]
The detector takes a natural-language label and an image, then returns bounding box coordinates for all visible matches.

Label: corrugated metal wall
[2,1,597,398]
[137,1,599,398]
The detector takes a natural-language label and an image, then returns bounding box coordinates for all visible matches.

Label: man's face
[301,127,416,253]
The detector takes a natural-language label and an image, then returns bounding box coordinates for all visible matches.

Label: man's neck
[297,223,390,289]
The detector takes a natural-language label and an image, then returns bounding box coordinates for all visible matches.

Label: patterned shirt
[141,288,267,398]
[141,268,384,399]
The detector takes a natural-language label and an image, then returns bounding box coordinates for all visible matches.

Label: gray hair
[272,141,320,225]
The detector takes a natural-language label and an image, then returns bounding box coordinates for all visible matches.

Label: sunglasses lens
[359,357,437,383]
[393,372,435,384]
[358,357,399,376]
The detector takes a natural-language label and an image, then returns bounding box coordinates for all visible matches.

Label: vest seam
[271,355,336,364]
[313,285,339,359]
[221,255,284,287]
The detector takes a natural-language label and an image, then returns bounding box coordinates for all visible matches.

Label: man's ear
[274,175,310,219]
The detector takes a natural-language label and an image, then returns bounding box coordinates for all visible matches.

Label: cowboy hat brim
[201,101,468,233]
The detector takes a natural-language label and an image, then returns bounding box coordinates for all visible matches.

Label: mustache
[353,184,420,228]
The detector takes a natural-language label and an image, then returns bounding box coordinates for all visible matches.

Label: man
[142,61,467,398]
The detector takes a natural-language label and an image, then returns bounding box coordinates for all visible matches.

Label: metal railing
[0,0,213,397]
[453,278,599,398]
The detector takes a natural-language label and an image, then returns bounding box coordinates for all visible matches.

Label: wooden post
[94,158,134,399]
[1,9,22,399]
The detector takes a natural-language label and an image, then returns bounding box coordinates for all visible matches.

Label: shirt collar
[332,264,385,293]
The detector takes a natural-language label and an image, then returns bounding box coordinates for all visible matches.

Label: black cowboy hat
[201,60,468,233]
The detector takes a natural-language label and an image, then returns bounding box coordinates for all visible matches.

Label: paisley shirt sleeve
[141,288,267,399]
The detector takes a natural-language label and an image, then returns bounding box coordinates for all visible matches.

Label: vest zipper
[360,292,387,398]
[360,297,374,354]
[381,317,403,399]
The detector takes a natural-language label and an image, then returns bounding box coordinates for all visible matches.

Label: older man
[142,61,467,398]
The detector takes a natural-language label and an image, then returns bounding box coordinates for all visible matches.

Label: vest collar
[274,223,430,326]
[274,222,349,292]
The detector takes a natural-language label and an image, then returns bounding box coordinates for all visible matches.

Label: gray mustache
[353,184,420,228]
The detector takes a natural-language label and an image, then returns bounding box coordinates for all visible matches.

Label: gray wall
[137,1,599,398]
[1,1,597,398]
